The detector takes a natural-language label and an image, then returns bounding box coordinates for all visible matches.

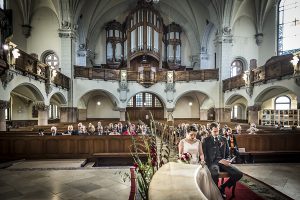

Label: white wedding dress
[182,139,223,200]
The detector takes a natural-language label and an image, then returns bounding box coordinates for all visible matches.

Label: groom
[202,122,243,198]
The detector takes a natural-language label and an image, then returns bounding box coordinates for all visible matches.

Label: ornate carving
[0,70,14,89]
[165,82,175,92]
[33,101,49,111]
[255,33,263,46]
[0,100,9,109]
[22,24,32,38]
[247,105,261,111]
[45,83,53,95]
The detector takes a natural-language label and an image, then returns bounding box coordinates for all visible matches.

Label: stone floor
[0,160,131,200]
[235,163,300,200]
[0,160,299,200]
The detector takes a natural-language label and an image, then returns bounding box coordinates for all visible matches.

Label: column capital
[58,21,77,39]
[247,105,261,111]
[60,107,78,112]
[34,101,49,111]
[0,100,9,109]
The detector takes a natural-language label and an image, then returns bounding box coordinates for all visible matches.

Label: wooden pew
[235,134,300,162]
[0,135,149,163]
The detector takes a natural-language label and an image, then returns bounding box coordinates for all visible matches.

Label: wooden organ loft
[105,0,182,77]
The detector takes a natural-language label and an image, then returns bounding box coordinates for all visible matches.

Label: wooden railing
[223,54,294,92]
[10,50,70,89]
[74,66,219,82]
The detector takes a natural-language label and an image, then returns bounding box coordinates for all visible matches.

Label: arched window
[275,96,291,110]
[278,0,300,55]
[48,104,59,119]
[42,50,59,70]
[127,92,163,108]
[230,60,243,77]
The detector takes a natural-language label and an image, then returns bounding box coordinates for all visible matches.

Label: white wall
[258,7,276,66]
[232,16,258,70]
[11,97,36,120]
[27,8,60,61]
[173,96,199,118]
[86,95,119,118]
[181,32,192,67]
[94,29,106,65]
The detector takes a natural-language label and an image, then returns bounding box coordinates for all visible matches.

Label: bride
[178,125,223,200]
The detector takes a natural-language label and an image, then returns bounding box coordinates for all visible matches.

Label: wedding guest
[233,124,242,134]
[63,125,74,135]
[225,128,240,162]
[38,129,44,136]
[202,122,243,198]
[50,126,57,136]
[87,123,95,135]
[109,128,121,135]
[95,121,103,135]
[247,123,259,134]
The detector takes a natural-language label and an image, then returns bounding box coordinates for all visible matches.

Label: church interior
[0,0,300,199]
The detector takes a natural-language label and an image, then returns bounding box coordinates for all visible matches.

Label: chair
[219,171,236,198]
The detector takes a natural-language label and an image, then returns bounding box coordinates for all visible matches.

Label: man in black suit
[202,122,243,198]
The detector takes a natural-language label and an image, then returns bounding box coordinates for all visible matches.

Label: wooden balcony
[74,66,219,83]
[7,50,70,90]
[223,54,294,92]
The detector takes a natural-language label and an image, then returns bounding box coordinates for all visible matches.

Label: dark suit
[202,135,243,188]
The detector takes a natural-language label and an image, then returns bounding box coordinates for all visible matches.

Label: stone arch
[49,92,67,105]
[225,93,248,106]
[10,83,45,102]
[254,86,292,105]
[173,90,215,108]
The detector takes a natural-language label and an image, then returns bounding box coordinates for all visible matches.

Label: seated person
[246,123,259,134]
[109,128,121,135]
[50,126,57,136]
[233,124,242,134]
[225,128,240,163]
[95,121,103,135]
[63,125,74,135]
[87,123,95,135]
[38,129,44,136]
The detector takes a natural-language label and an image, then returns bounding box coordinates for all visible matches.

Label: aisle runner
[219,175,293,200]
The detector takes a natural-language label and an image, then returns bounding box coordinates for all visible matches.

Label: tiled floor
[0,161,300,200]
[0,160,131,200]
[235,163,300,200]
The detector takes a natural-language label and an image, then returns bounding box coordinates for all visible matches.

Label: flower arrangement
[180,152,192,164]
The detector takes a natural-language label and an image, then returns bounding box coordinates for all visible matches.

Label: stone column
[166,108,174,122]
[214,108,231,123]
[60,107,78,123]
[200,109,208,120]
[34,101,49,126]
[248,105,261,125]
[78,109,87,121]
[0,100,9,131]
[119,109,126,122]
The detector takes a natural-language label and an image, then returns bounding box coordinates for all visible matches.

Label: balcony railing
[74,66,219,83]
[7,49,70,90]
[223,54,294,92]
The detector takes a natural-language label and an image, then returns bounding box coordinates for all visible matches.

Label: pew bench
[239,150,300,163]
[90,152,148,166]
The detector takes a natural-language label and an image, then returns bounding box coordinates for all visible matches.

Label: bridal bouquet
[180,152,192,164]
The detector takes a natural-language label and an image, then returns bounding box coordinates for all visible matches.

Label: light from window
[144,93,152,107]
[155,97,162,107]
[45,53,59,69]
[5,108,8,120]
[0,0,4,9]
[136,93,143,107]
[231,105,238,119]
[127,98,134,107]
[278,0,300,55]
[230,60,243,77]
[275,96,291,110]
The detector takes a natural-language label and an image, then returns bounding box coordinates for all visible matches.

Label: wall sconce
[97,101,101,106]
[188,102,193,106]
[3,41,20,66]
[243,70,253,97]
[291,53,300,76]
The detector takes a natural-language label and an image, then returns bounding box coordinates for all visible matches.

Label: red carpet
[219,178,264,200]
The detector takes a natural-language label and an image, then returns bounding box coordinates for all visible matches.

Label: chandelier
[145,0,159,3]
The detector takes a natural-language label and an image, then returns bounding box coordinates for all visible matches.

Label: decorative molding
[0,100,9,109]
[45,83,53,95]
[33,101,49,111]
[165,82,175,93]
[255,33,263,46]
[22,24,32,38]
[247,105,261,111]
[60,107,78,112]
[0,70,14,89]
